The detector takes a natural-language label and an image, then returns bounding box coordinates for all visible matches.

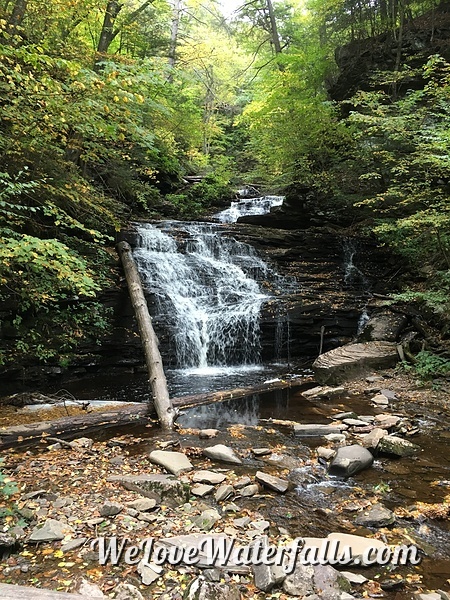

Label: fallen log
[117,241,174,430]
[0,378,312,449]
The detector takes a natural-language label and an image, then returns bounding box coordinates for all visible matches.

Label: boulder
[283,563,315,596]
[203,444,242,465]
[354,504,395,528]
[359,428,386,451]
[252,536,286,591]
[378,436,421,457]
[313,342,398,384]
[149,450,194,476]
[108,474,190,506]
[99,501,124,517]
[357,310,408,343]
[328,445,373,477]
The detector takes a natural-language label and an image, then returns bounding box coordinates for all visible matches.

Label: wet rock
[192,484,214,497]
[252,447,272,457]
[354,504,395,527]
[100,501,124,517]
[378,435,421,457]
[108,474,190,506]
[359,428,386,451]
[203,444,242,465]
[126,498,157,512]
[342,418,370,427]
[255,471,289,493]
[294,424,346,437]
[371,394,389,406]
[340,572,368,584]
[380,578,405,591]
[193,470,227,485]
[374,414,400,429]
[78,579,105,597]
[149,450,194,476]
[313,342,398,384]
[29,519,74,542]
[328,445,373,477]
[240,484,259,497]
[137,560,163,585]
[324,433,347,443]
[61,538,87,552]
[194,509,221,531]
[265,453,305,470]
[234,476,251,489]
[252,536,286,591]
[184,577,241,600]
[114,583,145,600]
[302,386,346,399]
[283,563,315,596]
[333,412,358,420]
[317,447,336,460]
[215,484,234,502]
[199,429,220,439]
[358,310,407,343]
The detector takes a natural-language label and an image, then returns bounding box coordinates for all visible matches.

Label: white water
[133,222,270,370]
[215,195,284,223]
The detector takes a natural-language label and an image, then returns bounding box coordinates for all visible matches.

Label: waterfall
[133,222,272,373]
[342,239,369,291]
[215,195,284,223]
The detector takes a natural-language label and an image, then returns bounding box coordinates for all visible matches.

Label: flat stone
[240,484,259,497]
[194,509,221,531]
[359,428,387,450]
[333,412,358,420]
[328,445,373,478]
[252,536,286,591]
[366,375,385,383]
[126,498,157,512]
[313,342,398,384]
[255,471,289,493]
[327,533,388,566]
[317,447,336,460]
[342,419,371,427]
[192,470,227,485]
[203,444,242,465]
[137,560,163,585]
[294,424,346,437]
[199,429,220,439]
[324,433,347,443]
[149,450,193,476]
[380,389,397,400]
[29,519,74,542]
[234,476,252,489]
[378,435,421,457]
[374,414,400,428]
[71,437,94,450]
[233,517,251,528]
[252,447,272,457]
[340,572,368,584]
[371,394,389,405]
[192,484,214,497]
[303,386,346,399]
[215,484,234,502]
[415,594,442,600]
[250,520,270,532]
[99,501,124,517]
[107,474,190,506]
[61,538,87,552]
[354,504,395,528]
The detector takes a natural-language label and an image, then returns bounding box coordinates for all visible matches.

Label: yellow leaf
[54,550,64,558]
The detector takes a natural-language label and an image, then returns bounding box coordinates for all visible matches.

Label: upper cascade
[215,195,284,223]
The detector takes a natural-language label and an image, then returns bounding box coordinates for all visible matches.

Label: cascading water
[342,238,372,334]
[133,222,272,375]
[215,195,284,223]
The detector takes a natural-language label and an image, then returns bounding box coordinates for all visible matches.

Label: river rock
[302,386,346,399]
[327,533,388,566]
[313,342,398,384]
[380,388,397,400]
[29,519,74,542]
[342,418,370,427]
[252,536,286,592]
[374,414,400,429]
[184,577,241,600]
[328,445,373,477]
[294,424,346,437]
[107,474,190,506]
[255,471,289,493]
[324,433,347,443]
[359,428,387,450]
[378,435,421,457]
[313,564,346,600]
[126,498,157,512]
[203,444,242,465]
[358,310,407,343]
[78,579,105,597]
[240,484,260,497]
[354,504,395,528]
[149,450,193,476]
[99,501,124,517]
[193,470,227,485]
[199,429,220,439]
[215,484,234,502]
[371,394,389,405]
[252,447,272,456]
[192,484,214,497]
[61,538,87,552]
[114,583,145,600]
[283,563,315,596]
[317,447,336,460]
[234,476,252,489]
[340,572,368,584]
[137,560,163,585]
[194,509,221,531]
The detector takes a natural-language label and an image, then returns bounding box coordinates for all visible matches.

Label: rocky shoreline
[0,368,449,599]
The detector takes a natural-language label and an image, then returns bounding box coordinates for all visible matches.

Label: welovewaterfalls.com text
[91,537,421,572]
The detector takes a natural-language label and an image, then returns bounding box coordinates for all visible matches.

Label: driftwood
[117,241,174,430]
[0,583,84,599]
[0,378,312,450]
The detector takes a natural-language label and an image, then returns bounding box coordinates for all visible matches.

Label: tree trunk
[266,0,282,55]
[168,0,182,71]
[95,0,123,68]
[8,0,27,27]
[117,241,174,430]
